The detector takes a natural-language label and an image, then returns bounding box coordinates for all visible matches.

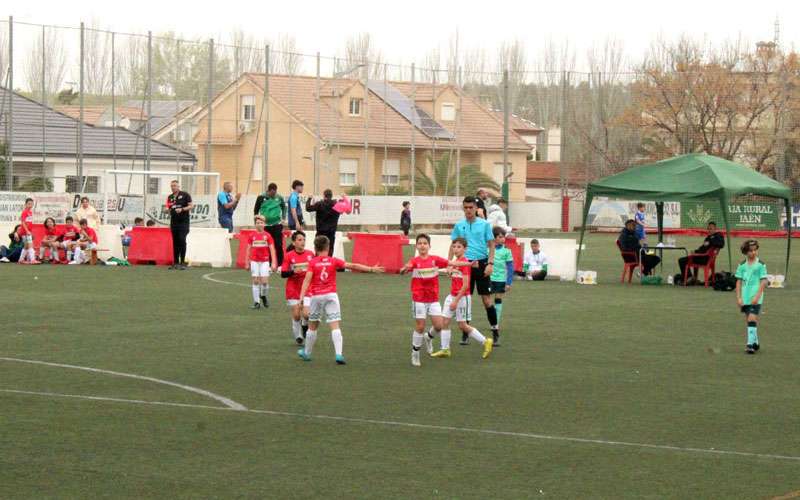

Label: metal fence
[1,17,799,203]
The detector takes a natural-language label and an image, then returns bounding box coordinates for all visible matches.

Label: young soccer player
[281,231,315,345]
[399,233,453,367]
[297,235,383,365]
[18,198,38,264]
[245,215,278,309]
[489,227,515,339]
[735,239,768,355]
[59,216,80,263]
[432,238,493,359]
[69,218,98,264]
[39,217,60,263]
[635,202,647,246]
[524,239,549,280]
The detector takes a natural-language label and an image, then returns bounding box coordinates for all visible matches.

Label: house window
[241,95,256,121]
[66,175,100,193]
[252,156,263,181]
[349,98,362,116]
[147,177,161,194]
[382,159,400,186]
[441,102,456,121]
[339,159,358,186]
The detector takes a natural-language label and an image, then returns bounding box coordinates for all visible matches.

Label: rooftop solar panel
[367,81,454,140]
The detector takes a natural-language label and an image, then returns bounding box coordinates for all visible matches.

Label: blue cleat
[335,354,346,365]
[298,348,311,361]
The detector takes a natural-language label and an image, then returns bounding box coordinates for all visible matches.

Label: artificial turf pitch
[1,233,799,498]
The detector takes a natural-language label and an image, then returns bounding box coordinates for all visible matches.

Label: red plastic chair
[617,240,641,283]
[684,247,720,287]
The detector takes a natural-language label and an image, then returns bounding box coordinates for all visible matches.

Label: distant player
[69,219,98,264]
[635,202,647,246]
[431,238,493,359]
[281,231,315,345]
[490,227,515,326]
[735,239,768,355]
[244,215,278,309]
[39,217,60,263]
[18,197,38,264]
[298,235,383,365]
[59,216,80,263]
[399,233,453,367]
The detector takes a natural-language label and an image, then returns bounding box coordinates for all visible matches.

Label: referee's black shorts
[469,258,493,296]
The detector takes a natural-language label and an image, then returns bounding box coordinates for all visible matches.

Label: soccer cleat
[745,345,755,354]
[298,348,311,361]
[459,332,470,346]
[492,331,501,347]
[251,302,261,310]
[295,337,304,346]
[482,338,494,359]
[424,334,434,355]
[411,350,421,367]
[261,295,269,308]
[335,354,346,365]
[431,349,451,358]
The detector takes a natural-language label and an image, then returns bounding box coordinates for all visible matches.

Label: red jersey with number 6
[282,249,316,299]
[246,231,274,262]
[307,256,346,296]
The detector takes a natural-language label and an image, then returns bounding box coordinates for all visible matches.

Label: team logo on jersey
[293,262,308,272]
[251,239,267,247]
[413,267,439,279]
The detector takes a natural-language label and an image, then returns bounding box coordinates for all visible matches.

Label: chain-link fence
[1,18,799,210]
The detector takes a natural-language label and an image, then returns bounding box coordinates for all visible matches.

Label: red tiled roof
[527,161,588,186]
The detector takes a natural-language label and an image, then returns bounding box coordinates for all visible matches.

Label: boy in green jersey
[735,239,768,354]
[489,226,515,346]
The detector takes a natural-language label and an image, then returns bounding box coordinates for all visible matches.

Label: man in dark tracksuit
[167,180,193,270]
[306,189,341,252]
[678,221,725,280]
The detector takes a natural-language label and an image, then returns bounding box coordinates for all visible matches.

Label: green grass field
[1,233,799,499]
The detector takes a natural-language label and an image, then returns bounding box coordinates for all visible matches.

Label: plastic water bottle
[667,274,674,285]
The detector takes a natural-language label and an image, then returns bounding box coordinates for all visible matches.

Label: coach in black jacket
[618,219,660,275]
[678,221,725,280]
[306,189,341,252]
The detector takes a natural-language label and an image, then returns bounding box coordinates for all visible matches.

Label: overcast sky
[5,0,799,72]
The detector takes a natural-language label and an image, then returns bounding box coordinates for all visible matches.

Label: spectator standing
[288,180,305,231]
[75,196,102,229]
[487,198,512,233]
[475,188,490,219]
[18,198,38,264]
[400,201,412,236]
[217,182,241,233]
[634,202,647,246]
[306,189,342,253]
[254,183,287,265]
[167,180,193,270]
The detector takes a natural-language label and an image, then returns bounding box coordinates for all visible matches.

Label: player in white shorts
[399,233,457,367]
[297,235,383,365]
[432,237,493,359]
[244,215,277,309]
[281,230,315,345]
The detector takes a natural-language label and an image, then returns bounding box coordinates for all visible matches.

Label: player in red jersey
[69,218,99,264]
[399,233,472,367]
[59,215,80,263]
[297,234,383,365]
[432,237,493,359]
[39,217,61,263]
[245,215,278,309]
[18,198,39,264]
[281,230,315,345]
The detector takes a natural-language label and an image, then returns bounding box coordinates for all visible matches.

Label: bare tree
[274,34,301,76]
[84,22,112,95]
[23,28,68,103]
[340,33,383,79]
[446,30,460,84]
[229,29,265,76]
[118,34,146,97]
[418,48,441,83]
[0,25,7,85]
[462,47,488,88]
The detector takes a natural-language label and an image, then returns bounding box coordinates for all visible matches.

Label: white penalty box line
[2,387,799,463]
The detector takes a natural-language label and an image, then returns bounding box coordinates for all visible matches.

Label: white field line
[2,387,800,463]
[0,357,247,410]
[202,270,250,288]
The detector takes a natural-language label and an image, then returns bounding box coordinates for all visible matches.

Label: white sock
[252,285,260,303]
[412,331,424,350]
[331,328,343,356]
[300,316,308,327]
[427,328,438,340]
[469,327,487,345]
[39,247,45,260]
[74,248,84,263]
[292,319,302,340]
[305,329,318,355]
[441,329,451,350]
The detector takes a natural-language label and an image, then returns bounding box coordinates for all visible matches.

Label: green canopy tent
[577,153,792,278]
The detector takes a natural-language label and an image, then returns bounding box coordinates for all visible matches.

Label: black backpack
[712,272,736,292]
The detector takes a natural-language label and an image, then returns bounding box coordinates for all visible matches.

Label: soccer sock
[412,332,424,351]
[426,327,437,340]
[486,306,499,330]
[260,284,269,297]
[747,321,758,345]
[292,319,302,340]
[331,329,343,356]
[305,329,318,355]
[66,250,73,261]
[468,327,487,345]
[252,285,260,303]
[494,298,504,322]
[440,329,451,350]
[39,247,45,260]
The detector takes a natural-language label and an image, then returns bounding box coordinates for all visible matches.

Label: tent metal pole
[785,198,792,281]
[720,194,733,272]
[656,202,664,243]
[576,190,593,270]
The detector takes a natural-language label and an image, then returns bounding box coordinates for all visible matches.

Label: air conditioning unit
[239,121,254,134]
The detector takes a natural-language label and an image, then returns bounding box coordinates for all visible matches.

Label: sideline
[201,270,250,288]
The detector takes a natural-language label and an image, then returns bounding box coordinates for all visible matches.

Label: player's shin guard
[305,329,318,355]
[292,319,302,340]
[440,329,451,350]
[494,298,503,322]
[331,329,343,356]
[468,327,487,344]
[412,332,424,350]
[486,305,498,330]
[747,321,758,345]
[252,285,260,303]
[260,284,269,298]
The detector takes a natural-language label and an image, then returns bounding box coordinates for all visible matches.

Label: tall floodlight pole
[502,69,510,201]
[315,52,321,193]
[263,44,270,186]
[78,22,85,192]
[410,63,416,197]
[41,26,46,178]
[205,38,214,194]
